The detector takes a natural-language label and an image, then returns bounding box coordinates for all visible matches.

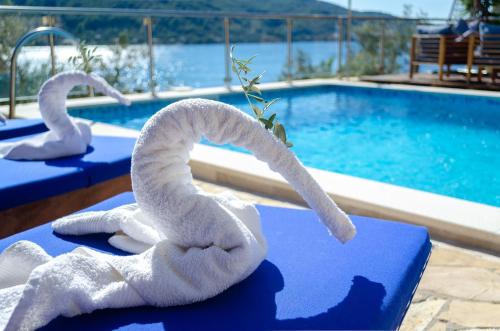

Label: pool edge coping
[2,77,500,117]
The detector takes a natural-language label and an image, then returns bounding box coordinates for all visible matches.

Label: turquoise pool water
[70,85,500,207]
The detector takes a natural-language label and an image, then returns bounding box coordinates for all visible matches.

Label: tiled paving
[194,179,500,331]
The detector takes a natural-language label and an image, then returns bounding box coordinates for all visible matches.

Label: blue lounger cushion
[480,22,500,41]
[0,135,135,210]
[0,192,431,330]
[0,119,48,140]
[417,24,454,35]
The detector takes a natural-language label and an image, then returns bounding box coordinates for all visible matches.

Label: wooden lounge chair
[0,134,135,238]
[466,33,500,83]
[409,34,469,80]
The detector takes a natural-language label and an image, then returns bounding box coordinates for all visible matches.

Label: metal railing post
[286,18,293,82]
[337,17,343,75]
[346,0,352,72]
[379,20,386,74]
[9,27,76,119]
[42,16,57,76]
[9,52,17,119]
[223,17,231,88]
[144,17,156,96]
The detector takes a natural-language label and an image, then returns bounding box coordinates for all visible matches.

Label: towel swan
[0,71,131,160]
[0,98,356,331]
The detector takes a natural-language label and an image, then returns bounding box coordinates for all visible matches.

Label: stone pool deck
[194,179,500,331]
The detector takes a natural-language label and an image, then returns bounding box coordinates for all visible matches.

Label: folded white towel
[0,71,131,160]
[0,98,356,331]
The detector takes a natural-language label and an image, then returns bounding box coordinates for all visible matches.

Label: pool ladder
[9,26,77,119]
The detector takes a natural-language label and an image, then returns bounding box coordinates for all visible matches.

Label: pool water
[71,85,500,207]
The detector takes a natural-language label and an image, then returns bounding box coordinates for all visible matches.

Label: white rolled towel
[0,71,131,160]
[0,98,356,331]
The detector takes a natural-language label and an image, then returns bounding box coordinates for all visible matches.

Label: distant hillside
[7,0,392,44]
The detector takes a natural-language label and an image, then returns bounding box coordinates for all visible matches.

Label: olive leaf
[273,122,286,143]
[248,94,264,102]
[252,105,263,117]
[264,98,279,112]
[247,84,261,95]
[258,113,276,130]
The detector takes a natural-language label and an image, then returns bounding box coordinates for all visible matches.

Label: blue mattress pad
[0,118,48,140]
[0,135,135,210]
[0,192,431,330]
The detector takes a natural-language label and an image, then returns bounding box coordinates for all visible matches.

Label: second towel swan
[0,71,131,160]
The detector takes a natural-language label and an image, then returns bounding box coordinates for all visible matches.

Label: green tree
[0,17,25,73]
[68,40,102,74]
[460,0,500,19]
[0,1,41,98]
[339,5,416,76]
[100,32,148,93]
[68,41,102,96]
[279,50,335,80]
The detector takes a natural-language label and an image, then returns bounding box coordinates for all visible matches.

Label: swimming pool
[70,85,500,207]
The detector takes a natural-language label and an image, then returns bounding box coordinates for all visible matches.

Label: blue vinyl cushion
[0,135,135,210]
[480,22,500,41]
[417,24,454,35]
[0,192,431,330]
[0,119,48,140]
[454,19,469,35]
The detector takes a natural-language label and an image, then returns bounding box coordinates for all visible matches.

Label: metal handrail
[0,5,449,21]
[9,26,77,118]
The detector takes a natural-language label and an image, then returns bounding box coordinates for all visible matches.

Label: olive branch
[230,46,293,148]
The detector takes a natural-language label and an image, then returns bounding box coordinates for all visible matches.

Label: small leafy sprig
[68,40,102,74]
[230,46,293,148]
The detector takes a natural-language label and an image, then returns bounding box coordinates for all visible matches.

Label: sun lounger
[0,118,48,140]
[409,22,473,81]
[409,34,469,80]
[0,135,135,237]
[0,192,431,330]
[466,23,500,83]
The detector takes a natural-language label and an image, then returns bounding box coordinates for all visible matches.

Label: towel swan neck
[38,71,131,137]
